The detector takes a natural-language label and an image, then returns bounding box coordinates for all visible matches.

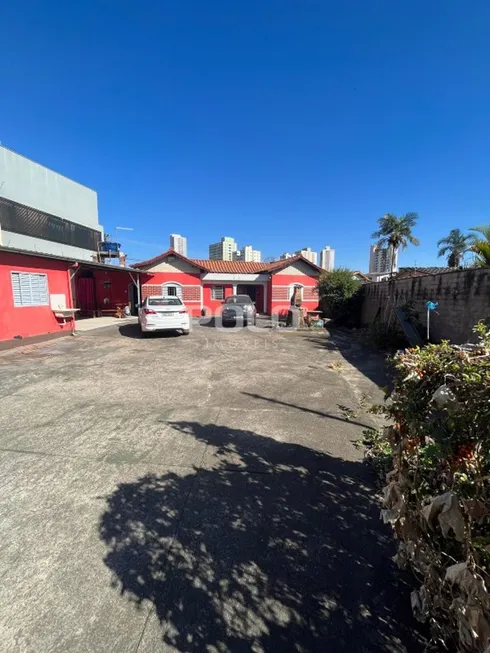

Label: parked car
[138,296,191,336]
[221,294,257,326]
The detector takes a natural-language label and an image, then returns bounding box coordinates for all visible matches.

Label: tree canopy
[470,225,490,267]
[372,213,420,274]
[437,228,474,268]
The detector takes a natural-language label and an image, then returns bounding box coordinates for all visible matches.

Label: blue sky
[1,1,489,270]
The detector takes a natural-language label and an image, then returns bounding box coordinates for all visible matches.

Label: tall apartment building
[233,245,261,262]
[320,245,335,271]
[369,244,398,275]
[169,233,187,256]
[209,236,237,260]
[295,247,318,266]
[0,145,103,261]
[280,252,293,260]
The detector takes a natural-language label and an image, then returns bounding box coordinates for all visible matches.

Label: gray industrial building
[0,145,103,261]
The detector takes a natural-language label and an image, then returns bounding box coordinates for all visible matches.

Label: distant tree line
[371,212,490,270]
[316,213,490,323]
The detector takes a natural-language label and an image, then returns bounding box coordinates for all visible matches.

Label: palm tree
[437,229,474,268]
[372,213,420,276]
[470,225,490,267]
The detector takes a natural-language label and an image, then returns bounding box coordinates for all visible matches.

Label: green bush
[370,322,490,650]
[361,322,407,351]
[316,268,362,325]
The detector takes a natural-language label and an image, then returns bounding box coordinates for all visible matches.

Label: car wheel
[139,324,148,338]
[182,329,190,336]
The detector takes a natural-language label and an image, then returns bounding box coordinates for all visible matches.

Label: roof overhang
[0,245,142,274]
[132,248,206,272]
[265,255,323,274]
[202,272,270,282]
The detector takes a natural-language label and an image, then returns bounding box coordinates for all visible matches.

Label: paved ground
[74,316,137,332]
[0,320,424,652]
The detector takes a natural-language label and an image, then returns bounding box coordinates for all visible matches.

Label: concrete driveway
[0,320,423,652]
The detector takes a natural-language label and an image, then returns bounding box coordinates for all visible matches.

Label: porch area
[74,315,137,332]
[73,263,141,317]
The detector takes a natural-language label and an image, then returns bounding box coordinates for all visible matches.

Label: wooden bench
[97,306,126,318]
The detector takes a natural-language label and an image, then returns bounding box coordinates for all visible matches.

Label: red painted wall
[202,284,234,315]
[141,270,202,286]
[141,271,202,316]
[93,269,131,309]
[74,268,141,314]
[270,273,319,318]
[137,267,319,319]
[0,253,72,341]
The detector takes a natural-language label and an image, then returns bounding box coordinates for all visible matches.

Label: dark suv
[221,295,257,326]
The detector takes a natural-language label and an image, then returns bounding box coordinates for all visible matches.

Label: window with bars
[163,283,182,298]
[11,272,49,307]
[211,286,225,300]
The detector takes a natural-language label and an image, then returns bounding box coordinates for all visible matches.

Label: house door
[128,283,139,315]
[237,284,256,302]
[76,274,96,315]
[237,285,264,312]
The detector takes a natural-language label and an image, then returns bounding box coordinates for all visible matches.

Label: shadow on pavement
[198,317,251,329]
[242,391,373,429]
[198,316,221,328]
[118,324,183,339]
[307,327,390,390]
[99,421,424,652]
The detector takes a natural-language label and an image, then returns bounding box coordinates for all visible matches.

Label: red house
[133,249,321,317]
[0,246,142,343]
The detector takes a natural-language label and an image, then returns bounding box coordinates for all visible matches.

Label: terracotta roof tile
[191,255,322,274]
[132,250,322,275]
[132,249,205,270]
[190,259,270,273]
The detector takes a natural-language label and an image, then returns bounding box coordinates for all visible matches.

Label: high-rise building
[209,236,238,260]
[280,252,293,260]
[369,244,398,275]
[295,247,318,265]
[233,245,261,262]
[320,245,335,271]
[169,234,187,256]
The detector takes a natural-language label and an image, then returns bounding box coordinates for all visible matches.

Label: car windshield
[147,298,182,306]
[225,296,253,305]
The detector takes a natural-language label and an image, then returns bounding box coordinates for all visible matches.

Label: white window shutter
[11,272,49,307]
[20,274,33,306]
[39,275,49,304]
[11,273,22,306]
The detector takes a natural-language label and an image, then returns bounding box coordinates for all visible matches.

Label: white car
[138,296,191,336]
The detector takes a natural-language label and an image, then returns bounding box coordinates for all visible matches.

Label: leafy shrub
[357,427,393,480]
[371,322,490,650]
[317,268,362,325]
[361,322,407,351]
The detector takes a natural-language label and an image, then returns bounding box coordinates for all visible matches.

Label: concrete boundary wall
[361,268,490,343]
